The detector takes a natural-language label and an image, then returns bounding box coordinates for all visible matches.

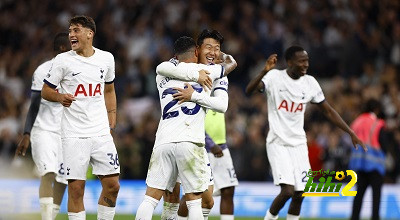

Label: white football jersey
[211,76,228,95]
[262,69,325,146]
[44,47,115,138]
[31,59,63,134]
[154,60,225,147]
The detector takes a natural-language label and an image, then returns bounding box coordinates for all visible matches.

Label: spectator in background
[350,99,388,220]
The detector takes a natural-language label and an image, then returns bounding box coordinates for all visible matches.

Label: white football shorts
[31,128,67,184]
[62,134,120,180]
[267,142,310,191]
[208,148,238,196]
[177,147,214,188]
[146,142,208,194]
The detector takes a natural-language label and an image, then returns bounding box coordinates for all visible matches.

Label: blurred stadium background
[0,0,399,219]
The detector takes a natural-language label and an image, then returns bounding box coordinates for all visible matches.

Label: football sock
[264,209,279,220]
[52,204,60,220]
[202,208,211,220]
[221,214,234,220]
[186,198,203,220]
[39,197,53,220]
[68,211,86,220]
[97,204,115,220]
[177,216,188,220]
[287,214,300,220]
[161,202,179,220]
[135,195,159,220]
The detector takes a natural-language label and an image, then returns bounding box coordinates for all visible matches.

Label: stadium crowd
[0,0,399,183]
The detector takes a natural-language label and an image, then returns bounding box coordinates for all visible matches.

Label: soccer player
[349,99,387,220]
[15,33,70,220]
[41,15,120,220]
[169,29,239,220]
[135,36,236,220]
[245,46,366,220]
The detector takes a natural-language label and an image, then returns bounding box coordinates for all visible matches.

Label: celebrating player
[41,15,120,220]
[135,36,236,220]
[165,29,239,220]
[246,46,366,220]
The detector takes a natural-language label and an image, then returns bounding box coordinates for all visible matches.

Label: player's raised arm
[219,52,237,76]
[245,54,277,95]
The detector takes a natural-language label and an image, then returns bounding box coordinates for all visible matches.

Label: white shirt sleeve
[202,64,224,81]
[310,76,325,103]
[156,61,199,82]
[105,53,115,83]
[261,69,276,93]
[31,64,46,91]
[44,55,65,88]
[190,89,228,113]
[190,77,229,113]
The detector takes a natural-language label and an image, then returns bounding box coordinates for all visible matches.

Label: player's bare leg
[178,195,188,218]
[162,182,180,220]
[39,173,56,220]
[220,186,235,220]
[265,184,294,220]
[68,179,86,219]
[178,185,213,219]
[98,174,120,220]
[52,180,67,219]
[287,191,304,220]
[201,185,214,219]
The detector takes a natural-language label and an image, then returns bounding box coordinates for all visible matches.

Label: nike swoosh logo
[72,72,81,76]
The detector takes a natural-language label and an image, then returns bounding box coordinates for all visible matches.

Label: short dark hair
[285,45,305,61]
[197,29,224,46]
[53,33,69,52]
[174,36,196,55]
[69,15,96,34]
[363,98,381,113]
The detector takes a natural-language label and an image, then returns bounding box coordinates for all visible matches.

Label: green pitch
[6,214,347,220]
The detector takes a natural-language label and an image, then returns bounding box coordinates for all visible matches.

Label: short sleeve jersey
[44,48,115,138]
[262,69,325,146]
[154,60,225,147]
[205,77,228,145]
[31,59,63,133]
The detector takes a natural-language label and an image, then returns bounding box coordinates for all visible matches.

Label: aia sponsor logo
[278,100,303,113]
[74,83,102,96]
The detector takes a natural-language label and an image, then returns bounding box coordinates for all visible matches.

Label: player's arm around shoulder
[245,54,277,95]
[156,61,199,82]
[157,61,213,91]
